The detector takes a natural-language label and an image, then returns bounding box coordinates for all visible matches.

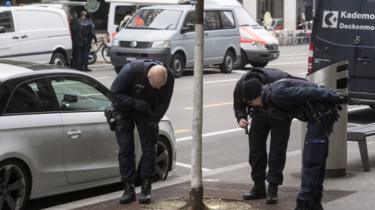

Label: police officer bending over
[234,68,300,204]
[241,78,347,210]
[110,59,174,204]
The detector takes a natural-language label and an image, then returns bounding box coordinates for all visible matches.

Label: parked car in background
[0,6,72,67]
[0,60,176,210]
[109,3,241,77]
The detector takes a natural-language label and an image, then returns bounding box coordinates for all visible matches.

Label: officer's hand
[133,99,150,113]
[238,119,248,128]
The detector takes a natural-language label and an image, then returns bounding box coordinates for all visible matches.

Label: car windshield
[235,8,259,27]
[126,9,182,30]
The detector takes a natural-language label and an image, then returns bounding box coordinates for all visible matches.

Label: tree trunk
[190,0,205,210]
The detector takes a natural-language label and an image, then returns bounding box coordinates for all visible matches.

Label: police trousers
[248,111,292,185]
[297,113,335,202]
[115,113,158,183]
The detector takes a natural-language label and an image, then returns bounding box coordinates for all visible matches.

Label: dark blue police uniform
[110,59,174,184]
[260,78,346,209]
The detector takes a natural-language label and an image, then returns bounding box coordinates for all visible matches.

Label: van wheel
[0,160,31,210]
[51,52,67,67]
[235,50,248,70]
[170,53,185,78]
[114,66,122,74]
[220,50,235,73]
[250,61,268,68]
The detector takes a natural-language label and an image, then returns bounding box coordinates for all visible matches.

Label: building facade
[241,0,319,31]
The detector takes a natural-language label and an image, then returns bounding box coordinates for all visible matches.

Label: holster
[104,105,116,131]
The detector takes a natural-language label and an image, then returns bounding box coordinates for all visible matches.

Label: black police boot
[119,182,135,204]
[139,180,152,204]
[312,199,323,210]
[294,199,312,210]
[266,183,278,204]
[243,181,266,200]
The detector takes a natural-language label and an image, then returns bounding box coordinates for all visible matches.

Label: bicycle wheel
[88,49,97,65]
[101,45,111,63]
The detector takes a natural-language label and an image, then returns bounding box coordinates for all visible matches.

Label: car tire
[170,53,185,78]
[51,52,67,67]
[0,160,31,210]
[235,50,248,70]
[250,61,268,68]
[114,66,122,74]
[220,50,235,73]
[154,137,171,181]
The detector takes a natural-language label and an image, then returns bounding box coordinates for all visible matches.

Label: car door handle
[21,35,28,39]
[12,36,19,40]
[357,57,372,63]
[67,130,82,139]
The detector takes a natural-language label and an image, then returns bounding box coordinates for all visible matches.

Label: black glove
[132,98,150,113]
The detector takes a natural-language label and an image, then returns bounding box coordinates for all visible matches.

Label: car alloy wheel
[155,138,171,181]
[0,162,29,210]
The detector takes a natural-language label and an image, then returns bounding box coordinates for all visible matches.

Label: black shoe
[243,181,266,200]
[294,199,313,210]
[119,182,136,204]
[311,199,323,210]
[139,180,152,204]
[266,183,278,204]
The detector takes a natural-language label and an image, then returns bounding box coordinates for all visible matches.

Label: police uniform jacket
[110,60,174,122]
[262,78,345,122]
[233,67,294,122]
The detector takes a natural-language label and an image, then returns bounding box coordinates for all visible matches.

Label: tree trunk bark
[190,0,205,210]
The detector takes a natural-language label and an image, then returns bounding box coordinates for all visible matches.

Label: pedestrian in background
[80,11,97,72]
[234,68,300,204]
[110,59,174,205]
[68,11,83,70]
[240,78,347,210]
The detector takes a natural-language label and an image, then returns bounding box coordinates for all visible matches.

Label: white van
[0,6,72,66]
[109,3,241,77]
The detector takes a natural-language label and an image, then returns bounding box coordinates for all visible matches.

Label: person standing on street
[233,68,300,204]
[68,12,83,70]
[110,59,174,205]
[80,11,97,72]
[240,78,347,210]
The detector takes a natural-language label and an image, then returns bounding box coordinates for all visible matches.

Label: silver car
[0,61,176,210]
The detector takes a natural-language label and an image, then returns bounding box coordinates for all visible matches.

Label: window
[0,11,15,33]
[5,79,58,114]
[114,6,137,25]
[220,11,235,29]
[182,12,195,32]
[204,11,220,31]
[51,77,110,112]
[127,9,182,30]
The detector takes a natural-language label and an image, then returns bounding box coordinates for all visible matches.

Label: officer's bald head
[148,65,168,89]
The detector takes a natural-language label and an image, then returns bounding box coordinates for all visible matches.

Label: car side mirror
[181,23,194,34]
[0,26,5,34]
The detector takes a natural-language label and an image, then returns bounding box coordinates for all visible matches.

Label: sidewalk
[47,137,375,210]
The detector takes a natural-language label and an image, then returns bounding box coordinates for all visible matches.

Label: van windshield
[235,8,259,27]
[126,9,182,30]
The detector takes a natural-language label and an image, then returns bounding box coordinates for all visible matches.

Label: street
[27,44,375,209]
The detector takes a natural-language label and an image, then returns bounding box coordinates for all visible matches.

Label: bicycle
[88,34,111,65]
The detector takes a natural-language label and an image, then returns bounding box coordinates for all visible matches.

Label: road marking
[268,61,307,66]
[177,128,242,142]
[176,162,212,172]
[204,79,238,85]
[91,63,112,67]
[175,129,190,134]
[348,123,363,127]
[348,106,369,112]
[185,102,233,111]
[280,53,308,57]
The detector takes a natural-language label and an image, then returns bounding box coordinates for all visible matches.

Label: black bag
[104,105,116,131]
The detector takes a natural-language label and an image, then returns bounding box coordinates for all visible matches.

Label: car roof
[141,4,236,10]
[0,60,89,83]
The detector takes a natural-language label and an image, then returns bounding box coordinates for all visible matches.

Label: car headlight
[112,39,120,47]
[151,41,171,48]
[252,41,266,49]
